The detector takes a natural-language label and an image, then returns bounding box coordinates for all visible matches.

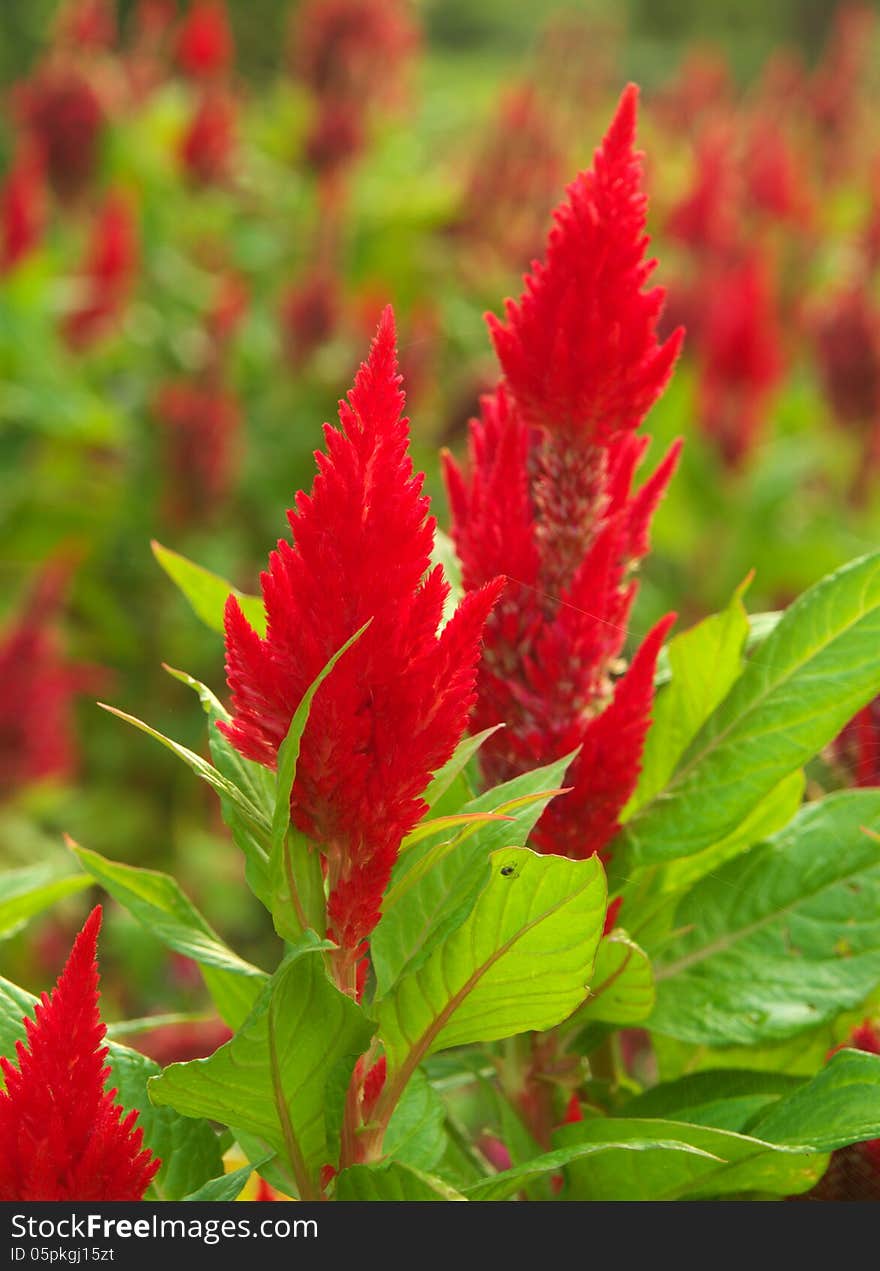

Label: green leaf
[182,1160,260,1202]
[149,947,373,1199]
[164,666,274,906]
[383,1068,447,1170]
[152,540,266,636]
[0,863,91,941]
[0,976,222,1200]
[749,1049,880,1151]
[335,1161,466,1200]
[371,753,576,998]
[572,931,654,1026]
[628,577,750,816]
[617,551,880,869]
[376,847,605,1084]
[421,726,501,812]
[268,621,370,942]
[650,792,880,1046]
[462,1135,720,1201]
[622,1069,803,1132]
[555,1118,822,1200]
[69,841,267,1030]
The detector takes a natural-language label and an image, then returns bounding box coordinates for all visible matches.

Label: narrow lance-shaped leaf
[152,540,266,636]
[0,863,91,942]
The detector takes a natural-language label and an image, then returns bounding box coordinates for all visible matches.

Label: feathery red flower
[0,560,91,796]
[0,145,46,274]
[15,66,105,203]
[63,190,139,350]
[279,270,339,368]
[220,308,501,967]
[154,377,240,524]
[445,85,680,862]
[831,696,880,788]
[696,250,782,469]
[179,88,237,185]
[176,0,234,79]
[0,907,160,1201]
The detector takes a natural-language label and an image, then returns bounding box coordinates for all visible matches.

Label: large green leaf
[0,976,222,1200]
[462,1135,719,1200]
[622,1069,804,1132]
[376,847,605,1087]
[556,1118,822,1200]
[617,551,880,868]
[371,753,576,998]
[627,578,750,816]
[650,793,880,1046]
[383,1068,447,1170]
[0,862,91,941]
[70,842,266,1030]
[336,1161,466,1200]
[152,540,266,636]
[149,947,373,1199]
[749,1049,880,1151]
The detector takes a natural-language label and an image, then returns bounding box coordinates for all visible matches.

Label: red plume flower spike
[176,0,234,79]
[63,190,139,350]
[0,145,46,274]
[220,307,502,974]
[0,906,160,1201]
[446,85,681,863]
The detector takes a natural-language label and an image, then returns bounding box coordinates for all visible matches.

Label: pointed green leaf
[572,931,654,1026]
[618,551,880,868]
[149,948,374,1198]
[0,863,91,941]
[650,792,880,1046]
[182,1157,270,1202]
[556,1118,822,1200]
[69,841,266,1029]
[383,1068,447,1170]
[376,848,605,1085]
[750,1049,880,1151]
[628,577,750,816]
[622,1069,803,1132]
[421,725,501,812]
[152,540,266,636]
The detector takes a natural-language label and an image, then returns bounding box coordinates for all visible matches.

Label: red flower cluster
[0,145,46,275]
[291,0,418,177]
[15,66,105,203]
[180,89,237,185]
[279,270,340,368]
[831,696,880,788]
[62,190,139,350]
[814,286,880,438]
[176,0,234,79]
[0,561,90,797]
[220,308,501,981]
[54,0,117,51]
[0,907,159,1201]
[154,379,240,524]
[444,85,681,862]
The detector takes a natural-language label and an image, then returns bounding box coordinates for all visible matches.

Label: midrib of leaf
[383,870,596,1098]
[654,854,880,983]
[657,1136,816,1200]
[634,579,879,813]
[267,993,316,1201]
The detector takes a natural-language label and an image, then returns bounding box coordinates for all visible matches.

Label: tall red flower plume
[0,145,46,274]
[220,307,502,968]
[445,86,681,862]
[54,0,117,50]
[0,907,160,1201]
[696,250,782,469]
[488,84,682,444]
[179,89,237,185]
[176,0,234,79]
[154,377,240,524]
[0,559,93,797]
[15,66,105,203]
[63,190,139,350]
[279,270,340,368]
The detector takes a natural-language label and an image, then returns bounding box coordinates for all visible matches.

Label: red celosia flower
[54,0,117,50]
[742,119,811,227]
[279,270,339,368]
[176,0,234,79]
[0,907,160,1201]
[179,88,237,185]
[696,250,782,469]
[303,101,365,177]
[831,696,880,788]
[135,1017,232,1067]
[62,190,139,350]
[207,270,249,345]
[0,145,46,274]
[814,287,880,430]
[0,560,91,796]
[445,86,681,862]
[219,308,502,972]
[154,377,240,524]
[666,122,739,258]
[652,46,732,136]
[15,66,105,202]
